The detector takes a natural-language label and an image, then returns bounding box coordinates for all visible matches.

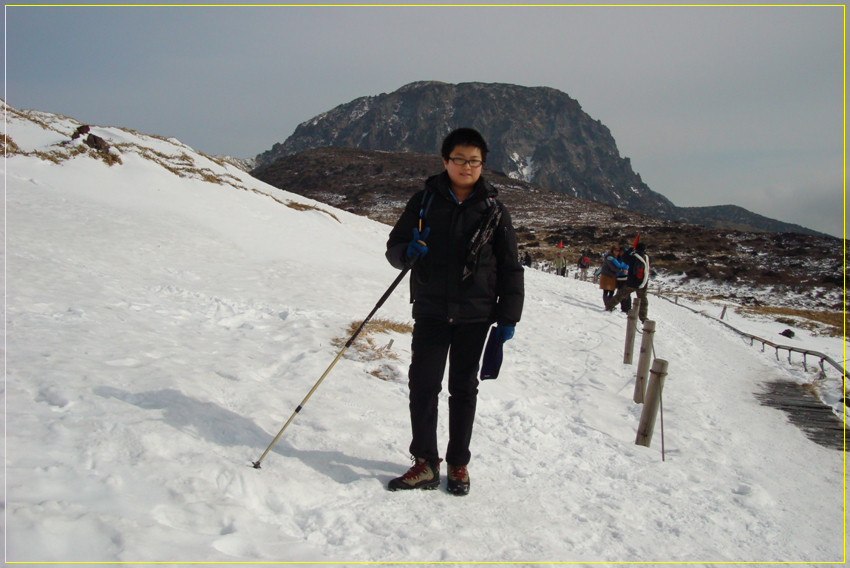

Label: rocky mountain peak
[254,81,676,218]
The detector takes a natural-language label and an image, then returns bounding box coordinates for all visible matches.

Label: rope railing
[655,292,849,382]
[622,289,846,460]
[623,298,668,458]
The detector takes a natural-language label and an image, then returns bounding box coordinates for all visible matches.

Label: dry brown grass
[112,143,249,187]
[4,134,20,155]
[284,200,341,223]
[98,149,123,167]
[9,109,346,224]
[656,290,847,338]
[7,125,122,167]
[7,107,69,135]
[246,189,341,223]
[27,144,87,164]
[331,317,413,361]
[735,305,847,338]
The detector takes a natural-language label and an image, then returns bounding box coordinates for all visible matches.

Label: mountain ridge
[673,204,829,237]
[254,81,826,237]
[251,145,845,315]
[254,81,677,219]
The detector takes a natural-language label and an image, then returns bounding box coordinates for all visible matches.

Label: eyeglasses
[448,157,483,168]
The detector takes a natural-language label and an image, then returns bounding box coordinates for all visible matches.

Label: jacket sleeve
[493,203,524,326]
[385,191,423,270]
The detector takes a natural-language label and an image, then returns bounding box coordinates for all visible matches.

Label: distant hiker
[577,251,590,281]
[592,253,603,282]
[605,242,650,321]
[599,245,628,308]
[614,246,632,312]
[522,251,532,267]
[385,128,524,496]
[554,250,567,277]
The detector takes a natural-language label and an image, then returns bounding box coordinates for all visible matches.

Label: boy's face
[443,145,483,192]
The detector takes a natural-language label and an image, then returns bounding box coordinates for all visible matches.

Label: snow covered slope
[4,105,847,565]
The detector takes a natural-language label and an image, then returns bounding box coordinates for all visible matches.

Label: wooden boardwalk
[756,381,847,452]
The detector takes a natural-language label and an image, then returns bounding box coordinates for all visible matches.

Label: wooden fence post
[633,320,656,404]
[635,359,669,448]
[623,298,641,364]
[720,306,727,320]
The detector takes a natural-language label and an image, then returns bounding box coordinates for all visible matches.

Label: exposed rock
[255,81,676,218]
[84,133,110,153]
[71,124,91,140]
[83,133,121,166]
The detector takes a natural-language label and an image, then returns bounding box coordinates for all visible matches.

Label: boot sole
[446,481,470,496]
[387,479,441,491]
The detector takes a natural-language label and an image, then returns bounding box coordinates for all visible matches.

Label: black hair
[441,128,489,163]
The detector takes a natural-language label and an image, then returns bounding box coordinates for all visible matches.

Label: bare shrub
[331,317,413,361]
[285,201,341,223]
[4,135,21,155]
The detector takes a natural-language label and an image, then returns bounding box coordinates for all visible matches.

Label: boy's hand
[406,227,430,260]
[495,324,515,343]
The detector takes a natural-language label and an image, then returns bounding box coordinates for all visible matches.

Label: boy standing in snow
[384,128,524,496]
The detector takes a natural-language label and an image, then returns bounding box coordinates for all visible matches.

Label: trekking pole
[252,253,421,470]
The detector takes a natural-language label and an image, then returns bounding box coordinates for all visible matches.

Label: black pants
[615,281,631,312]
[408,319,491,466]
[605,286,636,321]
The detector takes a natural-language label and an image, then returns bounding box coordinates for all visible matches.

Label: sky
[5,104,847,563]
[4,3,846,238]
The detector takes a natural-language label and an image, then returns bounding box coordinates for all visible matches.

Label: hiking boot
[388,457,441,491]
[446,463,470,496]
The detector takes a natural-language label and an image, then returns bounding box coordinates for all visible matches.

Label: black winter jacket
[386,172,524,326]
[625,252,650,289]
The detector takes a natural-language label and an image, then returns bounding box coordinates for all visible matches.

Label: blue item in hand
[406,227,430,260]
[480,327,503,380]
[495,324,515,343]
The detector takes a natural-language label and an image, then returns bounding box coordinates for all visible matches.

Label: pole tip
[252,461,262,469]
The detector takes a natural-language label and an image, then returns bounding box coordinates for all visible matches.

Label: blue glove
[406,227,430,260]
[495,324,515,343]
